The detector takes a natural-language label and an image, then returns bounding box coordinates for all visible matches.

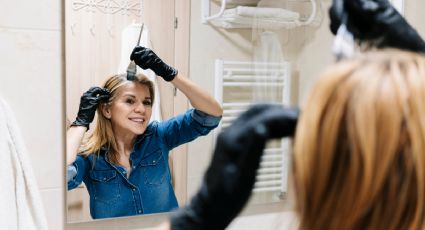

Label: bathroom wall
[1,0,425,229]
[0,0,64,229]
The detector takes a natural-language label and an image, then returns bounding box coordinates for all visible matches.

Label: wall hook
[70,23,77,36]
[90,24,95,36]
[107,25,114,37]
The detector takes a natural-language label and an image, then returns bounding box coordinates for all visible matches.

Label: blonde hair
[294,50,425,230]
[81,73,154,165]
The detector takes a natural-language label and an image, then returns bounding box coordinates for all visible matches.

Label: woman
[165,49,425,230]
[66,47,223,219]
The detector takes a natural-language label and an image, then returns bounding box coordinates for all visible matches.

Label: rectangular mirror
[65,0,192,223]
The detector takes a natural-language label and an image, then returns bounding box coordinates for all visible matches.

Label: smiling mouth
[129,118,145,124]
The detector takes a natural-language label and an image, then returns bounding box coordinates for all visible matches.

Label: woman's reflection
[66,47,223,219]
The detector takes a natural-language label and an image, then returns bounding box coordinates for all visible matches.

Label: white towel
[0,97,48,230]
[217,15,300,29]
[224,0,260,5]
[223,6,300,21]
[117,23,162,123]
[218,6,301,29]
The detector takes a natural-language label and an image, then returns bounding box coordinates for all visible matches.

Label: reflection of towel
[218,6,300,29]
[0,97,48,230]
[118,24,162,123]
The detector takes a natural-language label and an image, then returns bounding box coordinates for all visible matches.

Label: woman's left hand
[329,0,425,53]
[130,46,178,81]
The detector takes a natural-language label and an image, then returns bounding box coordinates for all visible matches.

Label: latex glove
[71,87,110,130]
[329,0,425,53]
[130,46,178,81]
[171,104,299,230]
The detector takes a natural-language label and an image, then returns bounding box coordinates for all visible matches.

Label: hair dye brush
[127,23,144,80]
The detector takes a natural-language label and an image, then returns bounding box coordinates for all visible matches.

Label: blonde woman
[66,47,223,219]
[163,50,425,230]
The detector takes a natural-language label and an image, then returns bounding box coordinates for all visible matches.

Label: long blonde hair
[294,50,425,230]
[81,73,154,165]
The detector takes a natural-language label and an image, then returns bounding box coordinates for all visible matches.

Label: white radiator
[214,59,291,196]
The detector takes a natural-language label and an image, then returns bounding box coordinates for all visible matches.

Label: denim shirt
[67,109,221,219]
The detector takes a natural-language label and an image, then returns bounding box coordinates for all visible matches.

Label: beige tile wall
[0,0,64,230]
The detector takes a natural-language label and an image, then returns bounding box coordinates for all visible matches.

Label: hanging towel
[223,6,300,21]
[0,97,48,230]
[217,6,301,29]
[117,23,162,123]
[216,16,300,29]
[225,0,261,5]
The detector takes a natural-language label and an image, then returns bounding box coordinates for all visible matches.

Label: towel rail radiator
[214,59,292,196]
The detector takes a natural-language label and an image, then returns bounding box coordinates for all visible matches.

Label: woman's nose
[134,102,145,113]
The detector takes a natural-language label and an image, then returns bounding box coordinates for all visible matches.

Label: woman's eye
[125,99,135,104]
[143,100,152,106]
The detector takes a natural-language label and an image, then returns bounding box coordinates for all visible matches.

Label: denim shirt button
[103,178,106,181]
[138,210,142,213]
[132,188,136,191]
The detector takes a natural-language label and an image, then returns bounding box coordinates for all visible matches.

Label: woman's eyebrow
[122,94,136,98]
[122,94,151,100]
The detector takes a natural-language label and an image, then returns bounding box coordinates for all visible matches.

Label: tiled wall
[0,0,64,229]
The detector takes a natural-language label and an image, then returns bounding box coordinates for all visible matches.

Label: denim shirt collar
[102,123,155,166]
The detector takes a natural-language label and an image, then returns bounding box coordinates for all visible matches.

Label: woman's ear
[101,103,112,119]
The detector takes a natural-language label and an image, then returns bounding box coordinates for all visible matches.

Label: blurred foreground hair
[294,50,425,230]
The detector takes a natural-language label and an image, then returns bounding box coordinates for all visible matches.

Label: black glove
[329,0,425,53]
[71,87,110,130]
[130,46,178,81]
[171,104,299,230]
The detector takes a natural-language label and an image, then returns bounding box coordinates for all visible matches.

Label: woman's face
[104,82,153,136]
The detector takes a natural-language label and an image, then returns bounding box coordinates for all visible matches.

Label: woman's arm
[171,74,223,117]
[130,47,222,116]
[66,126,87,165]
[67,87,110,165]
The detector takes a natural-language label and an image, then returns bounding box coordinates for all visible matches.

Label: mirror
[65,0,192,222]
[64,0,329,223]
[65,0,335,223]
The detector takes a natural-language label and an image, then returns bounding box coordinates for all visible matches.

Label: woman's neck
[114,132,137,158]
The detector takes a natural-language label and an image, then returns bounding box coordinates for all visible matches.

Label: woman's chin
[132,127,147,135]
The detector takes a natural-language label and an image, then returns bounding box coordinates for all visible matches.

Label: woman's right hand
[170,104,299,230]
[71,87,110,130]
